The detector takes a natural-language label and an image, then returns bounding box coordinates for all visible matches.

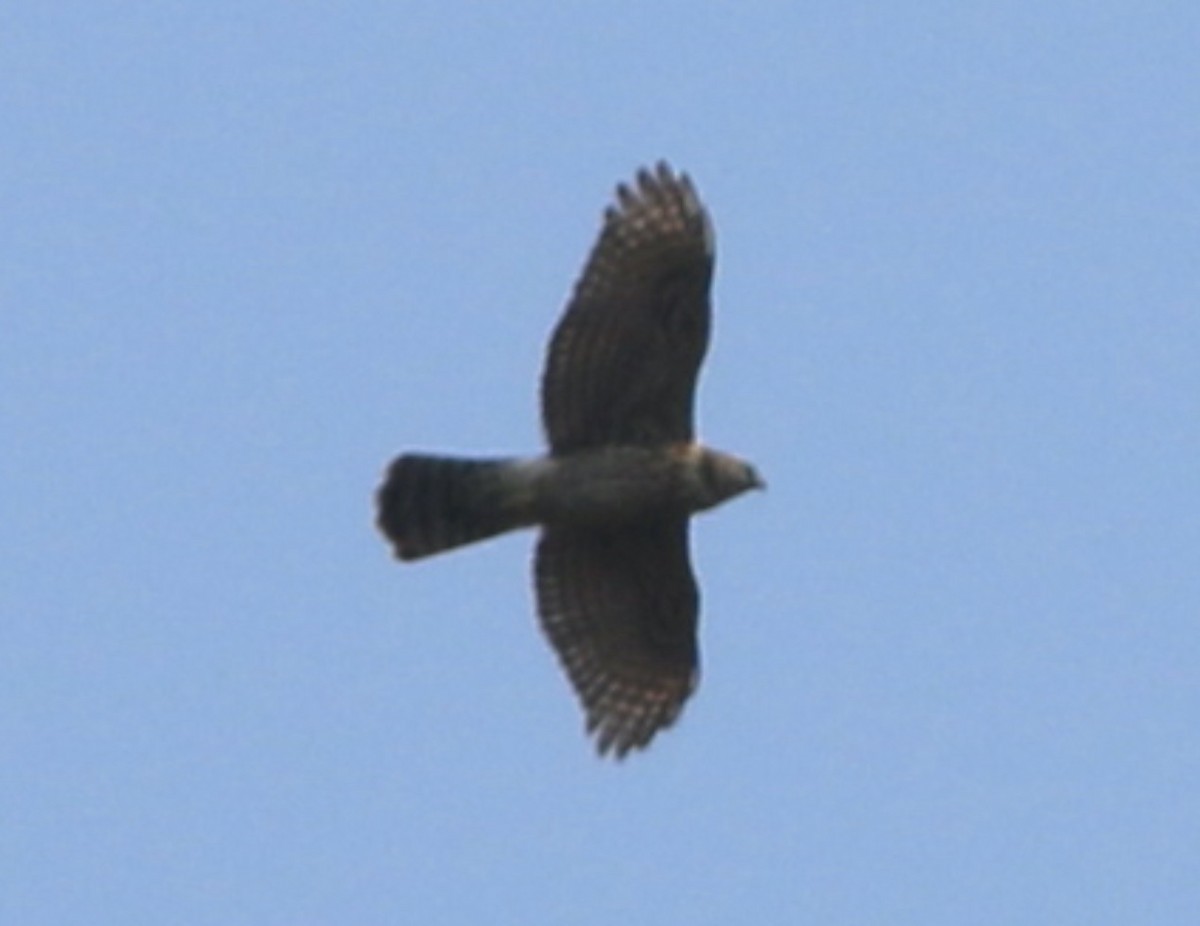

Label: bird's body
[376,163,761,758]
[380,443,756,560]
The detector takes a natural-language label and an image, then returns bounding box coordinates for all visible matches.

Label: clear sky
[4,4,1198,924]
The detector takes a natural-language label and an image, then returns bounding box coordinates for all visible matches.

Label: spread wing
[541,163,715,454]
[534,518,700,758]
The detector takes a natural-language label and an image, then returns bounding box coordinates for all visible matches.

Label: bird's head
[693,447,765,510]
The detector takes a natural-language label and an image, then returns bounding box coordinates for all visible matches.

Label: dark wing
[534,518,699,758]
[541,163,715,453]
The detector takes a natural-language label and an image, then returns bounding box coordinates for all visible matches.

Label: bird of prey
[376,163,762,758]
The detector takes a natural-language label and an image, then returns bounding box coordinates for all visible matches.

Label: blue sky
[4,3,1198,923]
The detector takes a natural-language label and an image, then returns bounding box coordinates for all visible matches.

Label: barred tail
[375,454,539,560]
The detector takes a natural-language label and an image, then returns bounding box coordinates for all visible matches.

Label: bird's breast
[533,447,695,525]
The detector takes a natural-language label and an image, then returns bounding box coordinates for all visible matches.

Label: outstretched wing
[541,163,715,454]
[534,518,700,758]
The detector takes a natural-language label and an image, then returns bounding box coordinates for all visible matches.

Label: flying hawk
[376,163,762,758]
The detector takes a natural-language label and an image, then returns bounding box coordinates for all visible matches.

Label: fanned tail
[375,454,537,560]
